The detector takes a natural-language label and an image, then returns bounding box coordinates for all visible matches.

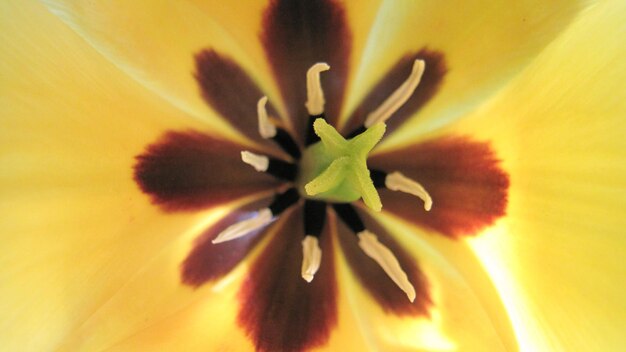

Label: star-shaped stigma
[303,118,386,211]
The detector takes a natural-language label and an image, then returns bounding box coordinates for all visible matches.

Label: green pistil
[298,118,386,212]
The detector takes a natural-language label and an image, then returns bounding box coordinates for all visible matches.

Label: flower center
[298,118,385,211]
[214,60,434,301]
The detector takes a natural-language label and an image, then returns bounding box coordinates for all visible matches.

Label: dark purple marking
[343,49,447,136]
[134,130,280,212]
[261,0,351,142]
[238,206,337,352]
[195,50,280,148]
[181,198,272,286]
[334,210,432,317]
[369,137,509,238]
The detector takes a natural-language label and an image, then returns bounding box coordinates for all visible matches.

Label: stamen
[357,230,416,302]
[386,171,433,211]
[267,188,300,216]
[305,115,322,146]
[241,151,297,181]
[364,59,425,127]
[301,200,326,282]
[212,188,299,244]
[257,97,301,159]
[333,203,416,301]
[332,203,366,233]
[257,96,277,139]
[241,151,269,172]
[273,128,302,160]
[305,63,330,116]
[301,235,322,282]
[304,200,327,237]
[370,169,388,188]
[212,208,273,244]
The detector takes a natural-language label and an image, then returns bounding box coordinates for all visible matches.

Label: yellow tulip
[1,0,625,351]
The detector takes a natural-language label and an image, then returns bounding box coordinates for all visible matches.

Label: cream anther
[305,63,331,115]
[257,96,277,139]
[212,209,273,244]
[358,230,416,302]
[301,235,322,282]
[386,171,433,211]
[364,59,425,127]
[241,151,269,172]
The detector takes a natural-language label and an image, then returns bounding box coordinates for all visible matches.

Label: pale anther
[364,59,425,127]
[305,63,330,115]
[212,208,273,244]
[386,171,433,211]
[358,230,416,302]
[257,96,277,139]
[301,235,322,282]
[241,151,269,172]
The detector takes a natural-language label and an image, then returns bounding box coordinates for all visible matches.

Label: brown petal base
[134,130,280,212]
[238,206,338,352]
[371,137,509,238]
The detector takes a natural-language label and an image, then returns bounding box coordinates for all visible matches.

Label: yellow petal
[41,0,281,141]
[98,263,372,352]
[0,1,248,349]
[444,1,626,349]
[191,0,383,112]
[97,279,254,351]
[340,212,517,351]
[50,207,266,351]
[68,207,368,352]
[344,0,586,148]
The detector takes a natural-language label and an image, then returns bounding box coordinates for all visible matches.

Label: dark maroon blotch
[194,50,281,147]
[134,130,280,212]
[343,49,447,136]
[334,210,432,317]
[181,198,272,286]
[370,136,510,238]
[261,0,351,142]
[238,206,337,352]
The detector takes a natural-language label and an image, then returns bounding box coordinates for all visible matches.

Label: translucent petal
[41,0,279,144]
[189,0,384,122]
[338,212,517,351]
[0,2,261,349]
[100,262,372,352]
[344,0,586,148]
[45,202,273,351]
[445,1,626,349]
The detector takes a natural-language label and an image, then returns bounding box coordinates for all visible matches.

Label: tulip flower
[2,0,625,351]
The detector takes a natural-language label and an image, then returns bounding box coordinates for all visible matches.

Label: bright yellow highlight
[455,1,626,350]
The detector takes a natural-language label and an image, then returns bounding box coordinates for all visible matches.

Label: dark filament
[305,114,324,146]
[370,169,388,188]
[272,127,301,159]
[332,203,365,234]
[268,188,300,216]
[267,158,298,181]
[304,200,327,237]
